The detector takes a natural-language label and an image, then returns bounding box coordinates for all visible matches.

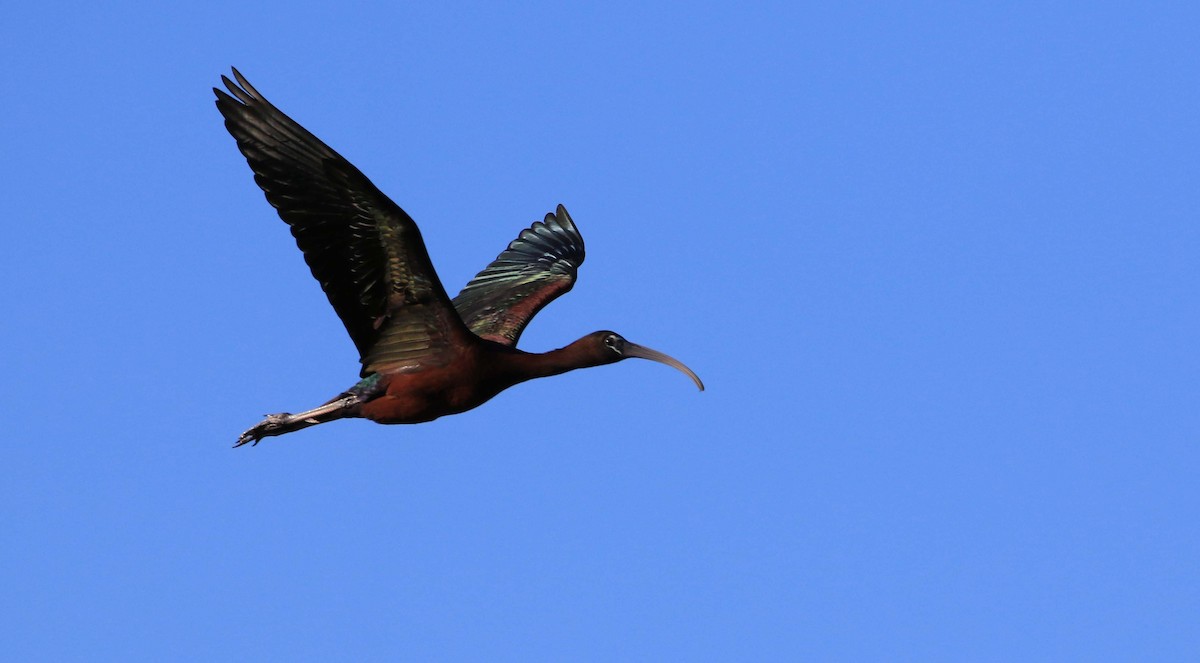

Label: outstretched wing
[214,68,472,377]
[452,205,585,346]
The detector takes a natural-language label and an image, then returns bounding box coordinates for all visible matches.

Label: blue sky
[3,1,1198,660]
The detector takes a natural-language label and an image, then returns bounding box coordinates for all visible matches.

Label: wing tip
[545,203,581,240]
[215,67,268,108]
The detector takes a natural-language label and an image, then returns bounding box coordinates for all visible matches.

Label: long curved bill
[623,342,705,391]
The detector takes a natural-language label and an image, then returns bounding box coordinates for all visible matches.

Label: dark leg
[235,394,359,447]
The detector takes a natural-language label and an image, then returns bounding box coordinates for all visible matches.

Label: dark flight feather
[452,206,585,346]
[214,68,469,376]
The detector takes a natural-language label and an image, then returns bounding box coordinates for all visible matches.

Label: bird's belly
[357,366,502,425]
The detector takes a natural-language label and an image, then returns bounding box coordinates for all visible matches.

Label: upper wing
[452,205,585,346]
[214,68,472,376]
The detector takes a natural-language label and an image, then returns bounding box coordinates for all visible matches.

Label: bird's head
[580,331,705,391]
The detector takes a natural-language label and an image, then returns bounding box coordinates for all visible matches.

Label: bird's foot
[235,412,293,448]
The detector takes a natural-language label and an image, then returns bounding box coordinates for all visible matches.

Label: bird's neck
[499,339,600,384]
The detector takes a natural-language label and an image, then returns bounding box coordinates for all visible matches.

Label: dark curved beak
[623,342,705,391]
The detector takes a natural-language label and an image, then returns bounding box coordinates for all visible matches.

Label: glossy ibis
[215,69,703,447]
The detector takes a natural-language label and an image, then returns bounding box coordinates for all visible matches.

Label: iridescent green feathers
[214,69,585,374]
[452,206,584,345]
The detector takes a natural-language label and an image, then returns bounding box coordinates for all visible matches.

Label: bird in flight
[215,69,703,447]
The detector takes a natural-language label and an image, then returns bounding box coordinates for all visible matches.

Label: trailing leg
[235,374,385,447]
[235,394,358,447]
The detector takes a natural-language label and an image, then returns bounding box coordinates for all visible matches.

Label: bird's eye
[604,335,622,353]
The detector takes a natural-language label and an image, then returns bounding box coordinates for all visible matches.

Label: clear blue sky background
[3,2,1197,660]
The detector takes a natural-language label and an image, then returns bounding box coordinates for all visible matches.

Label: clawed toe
[234,413,293,448]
